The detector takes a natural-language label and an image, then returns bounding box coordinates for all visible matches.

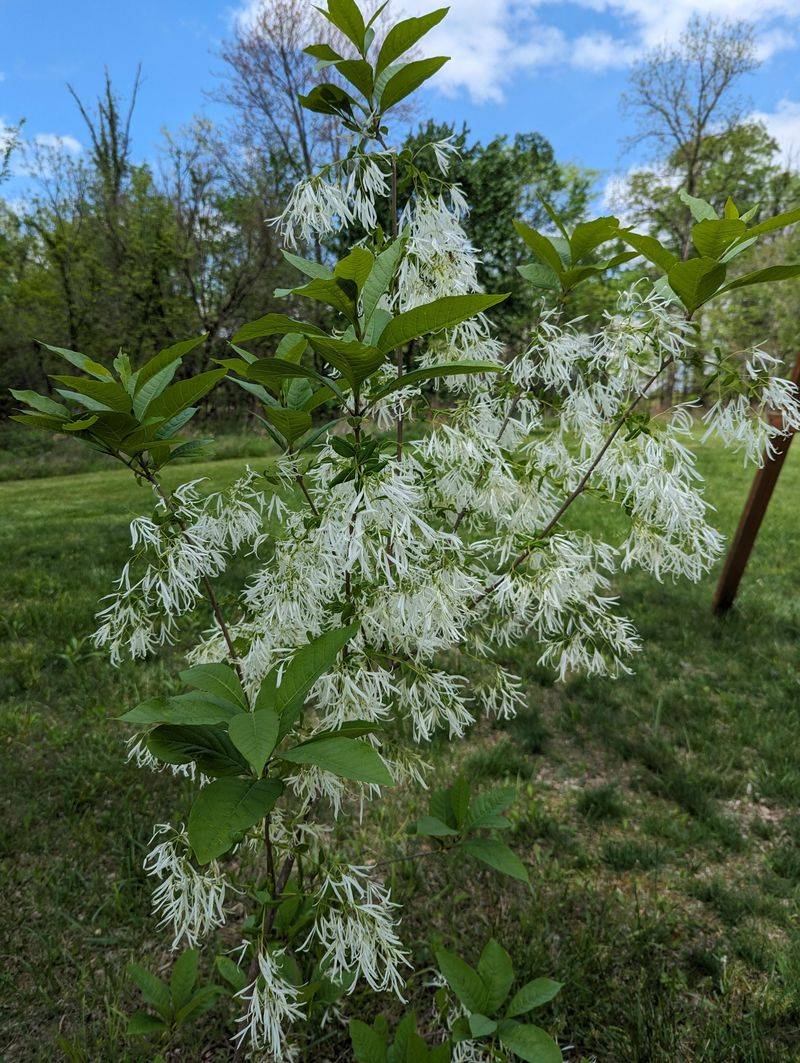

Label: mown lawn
[1,438,800,1060]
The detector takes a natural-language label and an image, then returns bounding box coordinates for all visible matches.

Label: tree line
[1,4,798,419]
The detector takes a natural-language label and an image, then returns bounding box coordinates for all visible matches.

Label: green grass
[2,436,800,1059]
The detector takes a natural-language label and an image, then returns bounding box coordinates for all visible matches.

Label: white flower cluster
[233,946,306,1058]
[274,153,390,247]
[143,823,228,949]
[302,864,411,997]
[93,472,264,663]
[702,348,800,464]
[398,191,504,372]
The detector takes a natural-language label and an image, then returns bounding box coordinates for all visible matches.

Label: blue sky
[2,0,800,202]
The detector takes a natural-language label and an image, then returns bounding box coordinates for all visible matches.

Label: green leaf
[51,389,111,413]
[415,815,459,837]
[376,8,449,74]
[227,355,334,399]
[478,939,515,1015]
[667,257,726,313]
[216,955,248,991]
[335,247,375,293]
[63,414,99,431]
[170,950,198,1011]
[188,776,284,863]
[569,216,620,263]
[513,221,564,275]
[174,984,225,1024]
[498,1022,562,1063]
[304,42,343,62]
[679,189,717,222]
[349,1018,388,1063]
[308,336,385,388]
[506,978,563,1017]
[378,293,507,354]
[9,389,68,416]
[367,361,502,403]
[361,237,406,323]
[39,342,112,380]
[145,369,226,421]
[263,406,313,444]
[466,786,516,830]
[126,1012,167,1036]
[134,335,206,415]
[228,708,280,775]
[282,249,333,281]
[233,313,325,344]
[285,376,314,411]
[718,263,800,294]
[518,262,560,290]
[49,375,131,413]
[268,625,358,735]
[379,57,449,111]
[133,358,182,419]
[147,724,250,777]
[118,695,240,727]
[619,231,678,272]
[299,82,357,118]
[127,963,171,1017]
[748,205,800,236]
[463,838,530,883]
[321,0,366,50]
[691,218,747,260]
[435,947,489,1013]
[469,1013,497,1037]
[294,277,357,321]
[179,663,248,710]
[336,58,373,98]
[446,776,469,828]
[132,337,205,416]
[280,736,393,786]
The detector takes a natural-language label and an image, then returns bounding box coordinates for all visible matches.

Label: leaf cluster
[127,949,224,1038]
[10,336,216,472]
[411,776,530,884]
[436,939,563,1062]
[120,625,393,864]
[301,0,450,136]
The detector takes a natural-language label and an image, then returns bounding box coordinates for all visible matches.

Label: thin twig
[476,357,673,603]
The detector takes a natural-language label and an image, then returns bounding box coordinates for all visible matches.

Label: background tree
[403,121,593,344]
[622,17,758,257]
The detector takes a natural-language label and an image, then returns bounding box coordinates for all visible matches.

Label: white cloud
[34,132,82,155]
[234,0,798,106]
[752,98,800,167]
[399,0,799,102]
[0,73,6,84]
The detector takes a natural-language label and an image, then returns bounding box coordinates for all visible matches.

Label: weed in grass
[577,783,626,822]
[500,705,550,755]
[690,874,778,926]
[462,735,536,781]
[602,838,665,871]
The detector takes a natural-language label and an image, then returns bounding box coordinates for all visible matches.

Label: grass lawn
[2,438,800,1060]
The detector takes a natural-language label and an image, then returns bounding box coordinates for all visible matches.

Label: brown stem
[265,814,277,895]
[369,842,458,871]
[295,472,320,517]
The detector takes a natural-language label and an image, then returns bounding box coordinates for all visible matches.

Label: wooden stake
[712,352,800,615]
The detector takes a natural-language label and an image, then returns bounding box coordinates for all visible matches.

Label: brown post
[712,352,800,615]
